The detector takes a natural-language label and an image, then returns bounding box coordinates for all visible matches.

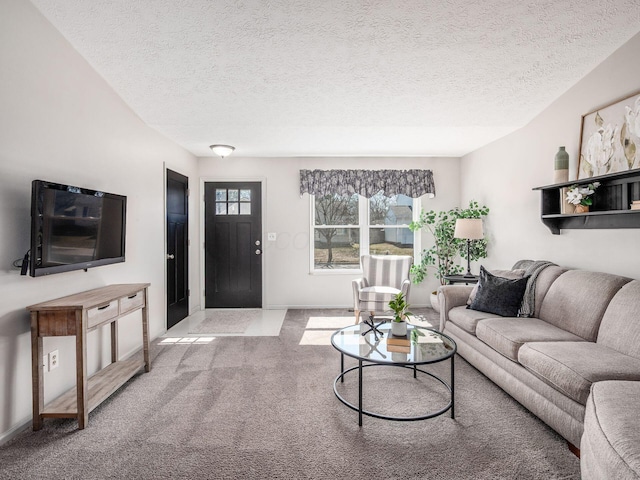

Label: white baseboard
[0,416,31,446]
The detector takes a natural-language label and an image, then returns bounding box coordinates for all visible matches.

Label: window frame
[309,193,421,274]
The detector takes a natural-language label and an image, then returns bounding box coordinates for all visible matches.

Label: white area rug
[189,310,259,334]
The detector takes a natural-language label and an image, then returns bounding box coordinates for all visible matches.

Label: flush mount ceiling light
[209,144,235,158]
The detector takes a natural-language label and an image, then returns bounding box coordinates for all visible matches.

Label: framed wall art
[578,90,640,179]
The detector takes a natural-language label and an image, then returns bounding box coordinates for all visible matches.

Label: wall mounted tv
[30,180,127,277]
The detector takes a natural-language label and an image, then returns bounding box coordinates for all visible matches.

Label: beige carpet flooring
[0,308,581,479]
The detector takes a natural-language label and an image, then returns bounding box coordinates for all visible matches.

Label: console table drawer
[87,300,119,329]
[120,290,145,315]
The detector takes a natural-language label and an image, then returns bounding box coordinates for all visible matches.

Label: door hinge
[188,239,191,247]
[186,188,190,196]
[187,289,190,296]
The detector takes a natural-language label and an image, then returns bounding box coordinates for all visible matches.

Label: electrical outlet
[49,350,59,370]
[42,355,49,372]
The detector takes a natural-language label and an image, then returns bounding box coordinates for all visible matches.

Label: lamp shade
[454,218,483,240]
[209,144,235,158]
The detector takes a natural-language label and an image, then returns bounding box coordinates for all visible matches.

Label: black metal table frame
[332,334,456,426]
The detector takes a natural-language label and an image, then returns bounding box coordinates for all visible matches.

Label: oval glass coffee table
[331,322,457,426]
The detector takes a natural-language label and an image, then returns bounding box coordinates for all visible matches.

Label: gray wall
[461,31,640,277]
[0,0,199,441]
[197,156,461,310]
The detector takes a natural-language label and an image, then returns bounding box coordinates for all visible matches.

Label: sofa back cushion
[597,280,640,359]
[538,270,631,341]
[530,265,567,318]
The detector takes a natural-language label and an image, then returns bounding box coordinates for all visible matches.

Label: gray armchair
[352,254,413,330]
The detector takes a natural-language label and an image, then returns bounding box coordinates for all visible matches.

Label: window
[311,192,418,271]
[215,188,252,215]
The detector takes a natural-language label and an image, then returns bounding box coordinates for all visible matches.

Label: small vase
[391,320,407,337]
[554,147,569,184]
[574,204,589,213]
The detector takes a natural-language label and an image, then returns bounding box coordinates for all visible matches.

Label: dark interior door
[166,169,189,328]
[204,182,262,308]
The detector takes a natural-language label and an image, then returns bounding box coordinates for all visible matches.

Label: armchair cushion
[359,286,401,302]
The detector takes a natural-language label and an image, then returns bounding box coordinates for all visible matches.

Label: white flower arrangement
[566,182,600,206]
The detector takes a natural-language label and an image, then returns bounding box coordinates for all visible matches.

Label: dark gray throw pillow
[468,266,529,317]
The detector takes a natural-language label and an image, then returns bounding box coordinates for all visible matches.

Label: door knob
[255,249,261,255]
[166,254,175,260]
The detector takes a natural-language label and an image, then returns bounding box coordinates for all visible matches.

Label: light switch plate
[267,232,277,241]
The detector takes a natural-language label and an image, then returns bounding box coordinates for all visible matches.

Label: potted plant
[409,201,489,311]
[388,292,412,336]
[566,182,600,213]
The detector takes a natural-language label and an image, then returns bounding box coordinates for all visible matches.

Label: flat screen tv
[30,180,127,277]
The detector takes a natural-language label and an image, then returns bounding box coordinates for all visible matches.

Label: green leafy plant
[409,200,489,285]
[388,292,412,323]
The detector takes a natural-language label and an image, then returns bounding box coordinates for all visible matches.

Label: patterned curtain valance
[299,169,436,199]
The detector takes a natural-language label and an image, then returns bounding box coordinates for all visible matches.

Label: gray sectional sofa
[437,263,640,476]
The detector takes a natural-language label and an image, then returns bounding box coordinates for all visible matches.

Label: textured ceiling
[30,0,640,157]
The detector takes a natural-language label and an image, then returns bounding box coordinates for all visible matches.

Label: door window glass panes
[216,189,227,201]
[240,189,251,201]
[228,203,239,215]
[228,189,239,201]
[216,203,227,215]
[240,203,251,215]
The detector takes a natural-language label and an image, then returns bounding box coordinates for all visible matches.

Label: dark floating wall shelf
[533,168,640,234]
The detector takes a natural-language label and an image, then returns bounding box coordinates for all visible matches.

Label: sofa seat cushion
[359,286,400,302]
[476,318,583,361]
[581,381,640,479]
[518,342,640,405]
[448,306,501,335]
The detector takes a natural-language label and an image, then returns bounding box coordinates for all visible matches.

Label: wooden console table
[27,283,151,430]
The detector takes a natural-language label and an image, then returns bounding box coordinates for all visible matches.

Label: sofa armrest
[438,285,474,331]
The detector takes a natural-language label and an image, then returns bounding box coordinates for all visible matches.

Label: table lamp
[454,218,484,278]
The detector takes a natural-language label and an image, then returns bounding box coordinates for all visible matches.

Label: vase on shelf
[554,147,569,184]
[574,204,589,213]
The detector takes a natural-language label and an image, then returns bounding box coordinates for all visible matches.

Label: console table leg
[76,311,88,429]
[340,353,344,383]
[30,313,43,431]
[142,287,150,373]
[110,321,118,364]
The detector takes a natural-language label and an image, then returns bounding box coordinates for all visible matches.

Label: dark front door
[204,182,262,308]
[166,169,189,329]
